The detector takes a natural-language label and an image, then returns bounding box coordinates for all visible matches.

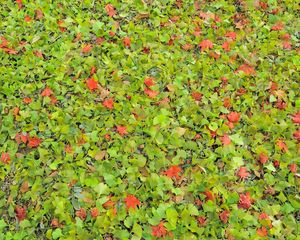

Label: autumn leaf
[197,216,206,226]
[238,192,252,209]
[203,189,215,201]
[86,77,98,91]
[15,206,26,221]
[27,136,42,148]
[15,132,28,144]
[236,64,256,75]
[257,227,268,237]
[90,207,99,218]
[76,208,87,220]
[144,77,155,87]
[225,31,237,40]
[227,112,240,123]
[276,140,288,152]
[222,41,231,52]
[117,126,127,136]
[144,88,159,98]
[82,44,92,53]
[259,153,268,164]
[199,39,213,51]
[23,97,32,104]
[1,152,10,164]
[220,134,231,146]
[219,210,230,224]
[123,37,131,48]
[124,195,140,209]
[289,163,297,173]
[102,98,114,110]
[271,22,284,31]
[236,167,249,180]
[24,15,31,22]
[105,4,116,17]
[163,165,182,180]
[291,111,300,124]
[41,87,53,97]
[152,221,168,238]
[293,130,300,142]
[192,91,202,101]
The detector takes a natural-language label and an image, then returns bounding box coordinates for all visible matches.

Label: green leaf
[166,208,178,229]
[52,229,63,239]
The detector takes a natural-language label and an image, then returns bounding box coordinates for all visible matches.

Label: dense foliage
[0,0,299,239]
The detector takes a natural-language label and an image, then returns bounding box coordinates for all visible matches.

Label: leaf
[166,208,178,229]
[229,134,244,145]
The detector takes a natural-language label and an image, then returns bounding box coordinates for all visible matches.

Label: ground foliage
[0,0,299,239]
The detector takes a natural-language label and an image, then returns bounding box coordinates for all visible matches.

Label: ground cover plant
[0,0,299,239]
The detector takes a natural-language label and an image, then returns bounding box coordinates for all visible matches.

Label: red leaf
[276,140,288,152]
[24,15,31,22]
[293,130,300,142]
[15,206,26,221]
[259,212,269,220]
[282,40,291,50]
[197,216,206,226]
[144,77,155,87]
[64,144,73,154]
[291,111,300,124]
[1,153,10,164]
[102,199,115,209]
[227,112,240,123]
[16,0,23,9]
[222,41,230,52]
[223,98,231,108]
[273,160,280,168]
[13,107,20,116]
[105,4,116,17]
[124,195,140,209]
[27,136,42,148]
[182,43,193,51]
[192,91,202,101]
[123,37,131,48]
[257,227,268,237]
[225,31,237,40]
[259,153,268,164]
[152,221,168,238]
[199,39,213,51]
[23,97,32,104]
[41,87,53,97]
[237,64,256,75]
[117,126,127,136]
[144,88,159,98]
[34,50,43,58]
[90,66,96,75]
[289,163,297,173]
[82,44,92,53]
[236,167,249,180]
[271,22,284,31]
[90,207,99,218]
[219,210,230,224]
[51,218,59,228]
[238,192,252,209]
[163,165,181,180]
[35,9,44,20]
[220,134,231,146]
[204,190,215,201]
[102,98,114,110]
[76,208,87,220]
[86,77,98,91]
[15,132,28,144]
